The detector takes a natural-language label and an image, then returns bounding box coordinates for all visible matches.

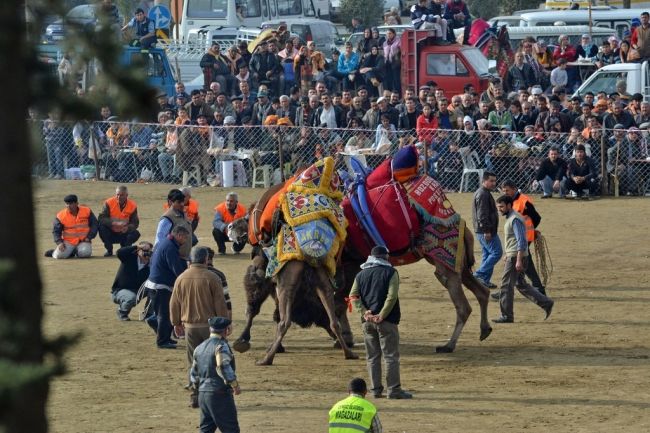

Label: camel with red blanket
[231,147,492,357]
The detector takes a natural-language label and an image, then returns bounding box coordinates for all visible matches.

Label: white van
[517,7,648,38]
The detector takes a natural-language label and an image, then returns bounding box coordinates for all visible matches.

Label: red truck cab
[400,29,492,96]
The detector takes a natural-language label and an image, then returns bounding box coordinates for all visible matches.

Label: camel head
[227,216,249,245]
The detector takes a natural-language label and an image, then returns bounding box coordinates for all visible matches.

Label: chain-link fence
[31,120,650,197]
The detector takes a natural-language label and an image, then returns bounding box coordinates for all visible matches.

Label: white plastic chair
[459,150,484,193]
[252,165,272,188]
[182,164,201,186]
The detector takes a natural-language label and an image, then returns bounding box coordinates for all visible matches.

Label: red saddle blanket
[343,181,420,257]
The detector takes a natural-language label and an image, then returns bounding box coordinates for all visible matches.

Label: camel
[231,168,357,366]
[229,182,492,355]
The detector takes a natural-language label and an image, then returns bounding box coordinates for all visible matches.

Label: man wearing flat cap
[348,246,412,400]
[190,316,241,433]
[45,195,98,259]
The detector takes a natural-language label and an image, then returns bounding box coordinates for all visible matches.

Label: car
[43,4,121,44]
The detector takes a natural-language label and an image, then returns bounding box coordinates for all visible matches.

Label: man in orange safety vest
[45,194,98,259]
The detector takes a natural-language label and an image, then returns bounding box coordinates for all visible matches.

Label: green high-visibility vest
[328,394,377,432]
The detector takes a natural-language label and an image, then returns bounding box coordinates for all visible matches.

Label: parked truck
[573,61,650,102]
[400,29,493,96]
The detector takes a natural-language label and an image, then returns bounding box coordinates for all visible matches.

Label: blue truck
[37,44,177,97]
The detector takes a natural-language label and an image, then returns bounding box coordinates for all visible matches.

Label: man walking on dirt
[348,246,412,400]
[499,180,546,296]
[170,246,228,407]
[493,195,554,323]
[472,172,502,289]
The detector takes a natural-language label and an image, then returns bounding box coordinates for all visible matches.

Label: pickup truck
[573,61,650,102]
[400,29,493,96]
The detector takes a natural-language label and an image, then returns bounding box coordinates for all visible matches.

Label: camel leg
[314,268,358,360]
[256,261,301,366]
[333,310,355,349]
[233,265,274,353]
[462,268,493,342]
[433,265,472,353]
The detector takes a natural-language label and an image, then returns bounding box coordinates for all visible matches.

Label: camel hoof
[255,358,273,366]
[232,339,251,353]
[480,326,493,341]
[435,345,454,353]
[345,352,359,360]
[333,341,355,349]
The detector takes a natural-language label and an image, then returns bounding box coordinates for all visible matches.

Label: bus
[517,7,650,38]
[544,0,650,9]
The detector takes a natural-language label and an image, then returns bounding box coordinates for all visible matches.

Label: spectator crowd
[35,8,650,197]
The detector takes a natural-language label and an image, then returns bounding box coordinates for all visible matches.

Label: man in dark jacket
[145,225,189,349]
[249,41,281,96]
[199,42,235,94]
[566,144,599,199]
[348,246,413,400]
[536,146,568,198]
[111,241,152,321]
[505,53,536,93]
[472,171,502,288]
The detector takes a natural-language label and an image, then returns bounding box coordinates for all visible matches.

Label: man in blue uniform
[190,316,241,433]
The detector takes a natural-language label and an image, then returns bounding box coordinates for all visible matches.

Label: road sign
[149,5,171,29]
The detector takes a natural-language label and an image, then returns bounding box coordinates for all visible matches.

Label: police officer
[328,378,382,433]
[190,316,240,433]
[348,246,412,400]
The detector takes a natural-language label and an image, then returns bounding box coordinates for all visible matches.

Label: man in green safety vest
[328,378,382,433]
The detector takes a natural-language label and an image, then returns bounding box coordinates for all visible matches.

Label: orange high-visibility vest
[214,202,247,225]
[163,198,199,223]
[57,206,91,245]
[106,197,137,232]
[512,193,535,242]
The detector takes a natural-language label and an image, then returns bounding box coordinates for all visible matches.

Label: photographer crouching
[111,241,154,321]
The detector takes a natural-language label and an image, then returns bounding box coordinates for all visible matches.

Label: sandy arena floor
[36,180,650,433]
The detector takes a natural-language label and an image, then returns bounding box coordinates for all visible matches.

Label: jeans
[150,289,173,346]
[541,175,567,197]
[475,233,503,284]
[112,289,137,314]
[157,152,179,180]
[46,139,64,177]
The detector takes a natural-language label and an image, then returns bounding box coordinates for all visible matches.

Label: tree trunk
[0,1,49,432]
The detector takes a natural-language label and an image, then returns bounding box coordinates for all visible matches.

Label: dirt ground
[37,180,650,433]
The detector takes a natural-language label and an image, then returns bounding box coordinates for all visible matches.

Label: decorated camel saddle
[263,157,347,278]
[341,145,466,272]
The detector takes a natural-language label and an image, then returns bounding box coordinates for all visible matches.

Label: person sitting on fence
[45,194,98,259]
[98,185,140,257]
